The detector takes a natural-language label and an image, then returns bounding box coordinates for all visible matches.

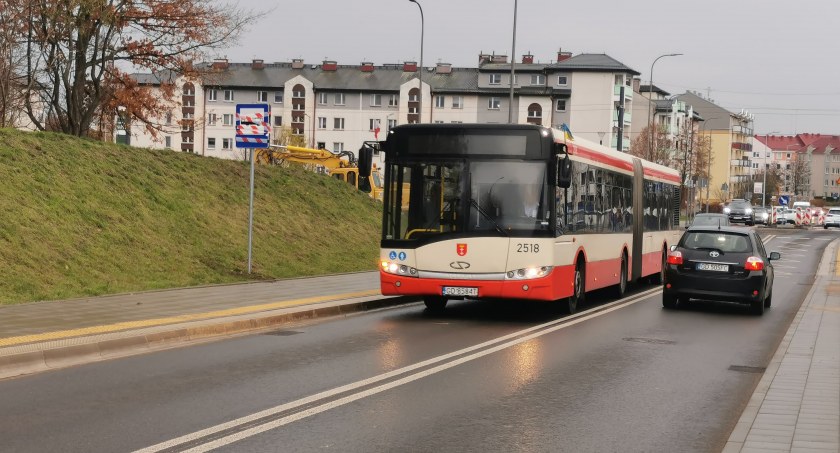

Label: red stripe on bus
[567,144,634,172]
[643,167,681,184]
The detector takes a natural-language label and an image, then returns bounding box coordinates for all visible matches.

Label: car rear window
[830,208,840,215]
[681,232,752,253]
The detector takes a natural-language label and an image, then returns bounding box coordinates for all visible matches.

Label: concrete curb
[0,295,417,381]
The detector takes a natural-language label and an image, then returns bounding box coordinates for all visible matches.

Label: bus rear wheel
[614,254,628,298]
[423,296,448,312]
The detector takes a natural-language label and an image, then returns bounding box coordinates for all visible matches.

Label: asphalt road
[0,228,831,453]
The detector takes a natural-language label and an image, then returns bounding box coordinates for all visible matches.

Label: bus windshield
[383,159,551,241]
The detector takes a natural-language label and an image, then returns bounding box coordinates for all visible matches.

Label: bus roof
[553,127,681,185]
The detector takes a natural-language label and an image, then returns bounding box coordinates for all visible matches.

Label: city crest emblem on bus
[456,243,468,256]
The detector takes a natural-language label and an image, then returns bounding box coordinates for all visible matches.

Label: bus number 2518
[517,243,540,253]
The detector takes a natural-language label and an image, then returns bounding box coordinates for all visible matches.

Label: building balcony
[613,85,633,99]
[730,159,751,168]
[612,110,632,123]
[732,142,752,152]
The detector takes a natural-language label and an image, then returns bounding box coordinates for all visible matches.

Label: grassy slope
[0,129,382,305]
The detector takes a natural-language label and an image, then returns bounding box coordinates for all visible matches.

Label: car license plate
[442,286,478,296]
[696,263,729,272]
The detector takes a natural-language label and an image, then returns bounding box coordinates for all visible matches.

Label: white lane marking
[135,288,662,453]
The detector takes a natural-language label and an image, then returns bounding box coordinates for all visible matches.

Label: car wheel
[423,296,448,313]
[750,298,765,315]
[614,254,628,298]
[563,260,585,314]
[825,225,828,230]
[764,290,772,308]
[662,293,677,309]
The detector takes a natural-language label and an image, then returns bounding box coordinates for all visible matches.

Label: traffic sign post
[236,104,271,274]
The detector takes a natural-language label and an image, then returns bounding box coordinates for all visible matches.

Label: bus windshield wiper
[470,198,508,237]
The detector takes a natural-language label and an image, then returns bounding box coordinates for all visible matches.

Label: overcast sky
[222,0,839,136]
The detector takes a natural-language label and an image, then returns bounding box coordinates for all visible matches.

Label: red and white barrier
[795,207,802,226]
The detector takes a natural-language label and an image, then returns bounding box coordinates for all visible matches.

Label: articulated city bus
[367,124,682,313]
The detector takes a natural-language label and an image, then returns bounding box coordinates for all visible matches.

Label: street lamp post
[646,53,682,154]
[762,131,779,208]
[408,0,424,123]
[508,0,518,123]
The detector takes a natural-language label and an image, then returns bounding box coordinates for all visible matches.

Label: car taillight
[745,256,764,271]
[667,251,683,265]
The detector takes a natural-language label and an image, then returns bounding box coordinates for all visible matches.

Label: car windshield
[729,201,750,209]
[681,231,753,253]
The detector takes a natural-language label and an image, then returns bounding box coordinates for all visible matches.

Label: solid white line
[134,287,662,453]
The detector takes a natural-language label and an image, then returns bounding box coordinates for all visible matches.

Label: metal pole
[247,148,255,274]
[508,0,518,123]
[409,0,424,123]
[647,53,682,156]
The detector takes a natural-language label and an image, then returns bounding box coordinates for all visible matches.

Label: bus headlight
[506,266,553,280]
[380,260,418,277]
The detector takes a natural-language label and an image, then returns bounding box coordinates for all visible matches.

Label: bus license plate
[697,263,729,272]
[442,286,478,297]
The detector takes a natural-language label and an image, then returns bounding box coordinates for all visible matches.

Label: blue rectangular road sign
[236,103,270,149]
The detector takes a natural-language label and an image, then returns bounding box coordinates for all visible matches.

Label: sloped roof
[547,53,640,75]
[752,134,840,153]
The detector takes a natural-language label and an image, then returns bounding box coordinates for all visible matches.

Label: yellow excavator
[256,144,383,200]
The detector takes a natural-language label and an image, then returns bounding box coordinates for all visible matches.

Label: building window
[274,116,282,127]
[164,136,171,148]
[207,137,216,149]
[334,118,345,130]
[208,89,217,101]
[293,89,305,98]
[257,91,268,102]
[370,94,382,107]
[333,142,344,152]
[488,97,501,109]
[335,93,345,105]
[370,118,382,131]
[222,138,232,150]
[557,75,568,85]
[316,142,326,149]
[223,114,233,126]
[388,95,399,107]
[318,93,328,105]
[318,117,327,129]
[165,113,172,125]
[207,113,217,125]
[388,119,397,129]
[224,90,234,101]
[530,74,545,85]
[556,100,567,112]
[489,74,501,85]
[452,96,463,109]
[274,91,283,103]
[527,104,542,118]
[181,122,191,132]
[435,96,445,108]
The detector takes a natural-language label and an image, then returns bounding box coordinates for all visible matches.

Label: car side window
[754,233,768,258]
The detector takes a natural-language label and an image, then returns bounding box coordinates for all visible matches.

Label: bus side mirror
[557,151,572,189]
[358,145,373,179]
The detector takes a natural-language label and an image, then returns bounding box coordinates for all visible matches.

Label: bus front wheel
[563,261,585,315]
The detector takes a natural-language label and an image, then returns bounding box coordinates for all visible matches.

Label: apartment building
[676,92,754,202]
[754,134,840,199]
[124,50,641,161]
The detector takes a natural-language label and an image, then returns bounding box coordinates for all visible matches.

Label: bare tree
[0,1,28,128]
[789,153,812,200]
[630,124,675,167]
[5,0,257,138]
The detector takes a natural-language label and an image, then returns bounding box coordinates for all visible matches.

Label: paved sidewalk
[0,271,415,379]
[724,238,840,453]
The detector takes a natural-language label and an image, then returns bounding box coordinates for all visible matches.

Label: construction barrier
[805,208,812,226]
[795,207,802,226]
